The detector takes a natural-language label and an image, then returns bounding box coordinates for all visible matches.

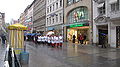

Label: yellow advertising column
[8,23,27,54]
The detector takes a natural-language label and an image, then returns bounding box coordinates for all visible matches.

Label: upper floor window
[53,4,55,11]
[48,0,49,4]
[47,7,49,13]
[56,2,58,9]
[74,0,80,2]
[67,0,73,5]
[67,0,81,6]
[49,17,51,24]
[56,14,58,22]
[67,6,88,23]
[59,13,62,22]
[52,16,54,23]
[47,18,49,25]
[50,6,52,12]
[111,2,119,11]
[60,0,62,7]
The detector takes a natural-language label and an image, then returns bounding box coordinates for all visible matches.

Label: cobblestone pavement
[0,44,6,67]
[23,41,120,67]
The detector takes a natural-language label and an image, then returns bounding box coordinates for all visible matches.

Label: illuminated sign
[69,23,89,28]
[70,24,83,28]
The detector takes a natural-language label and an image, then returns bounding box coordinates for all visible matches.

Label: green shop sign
[70,24,83,28]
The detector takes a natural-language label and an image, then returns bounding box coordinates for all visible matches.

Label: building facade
[0,12,5,25]
[19,13,25,25]
[64,0,93,43]
[33,0,46,34]
[93,0,120,48]
[26,2,34,32]
[0,12,7,35]
[107,0,120,48]
[46,0,64,35]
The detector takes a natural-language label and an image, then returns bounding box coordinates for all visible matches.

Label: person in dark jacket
[1,35,6,45]
[78,34,84,45]
[72,35,76,43]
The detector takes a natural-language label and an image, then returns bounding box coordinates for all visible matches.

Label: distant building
[0,12,5,25]
[46,0,64,35]
[33,0,46,34]
[0,12,6,34]
[19,1,34,33]
[19,13,25,25]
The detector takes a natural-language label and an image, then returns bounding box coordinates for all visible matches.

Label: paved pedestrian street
[21,42,120,67]
[0,44,6,67]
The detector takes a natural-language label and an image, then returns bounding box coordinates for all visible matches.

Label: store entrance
[67,26,90,44]
[116,26,120,48]
[98,25,108,45]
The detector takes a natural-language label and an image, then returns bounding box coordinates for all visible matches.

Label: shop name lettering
[70,24,83,28]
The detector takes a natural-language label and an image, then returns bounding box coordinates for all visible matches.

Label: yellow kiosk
[8,23,27,54]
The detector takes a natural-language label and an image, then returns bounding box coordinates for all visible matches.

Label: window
[56,14,58,22]
[67,7,88,23]
[53,4,54,11]
[47,18,49,25]
[47,7,49,13]
[111,2,119,11]
[48,0,49,4]
[59,13,62,22]
[98,3,105,15]
[60,0,62,7]
[74,0,80,2]
[50,6,52,12]
[67,0,80,6]
[52,16,54,23]
[49,17,51,24]
[56,2,58,9]
[67,0,73,5]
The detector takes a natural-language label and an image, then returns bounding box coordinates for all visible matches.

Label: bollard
[20,51,29,64]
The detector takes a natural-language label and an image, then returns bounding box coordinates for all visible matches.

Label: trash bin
[20,51,29,64]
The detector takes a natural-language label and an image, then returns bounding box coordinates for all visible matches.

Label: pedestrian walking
[1,34,6,45]
[35,35,38,44]
[55,35,59,47]
[44,35,47,45]
[78,34,84,45]
[47,35,51,46]
[59,34,63,47]
[37,36,41,44]
[51,35,55,47]
[83,34,87,45]
[72,35,76,43]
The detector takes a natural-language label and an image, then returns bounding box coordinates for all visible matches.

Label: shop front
[67,23,90,44]
[65,6,91,44]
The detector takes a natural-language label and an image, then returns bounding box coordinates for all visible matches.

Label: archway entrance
[97,25,108,45]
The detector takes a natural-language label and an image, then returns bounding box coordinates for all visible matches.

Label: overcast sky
[0,0,34,23]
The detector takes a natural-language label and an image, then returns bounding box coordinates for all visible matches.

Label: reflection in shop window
[74,0,80,2]
[67,6,88,23]
[67,0,74,5]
